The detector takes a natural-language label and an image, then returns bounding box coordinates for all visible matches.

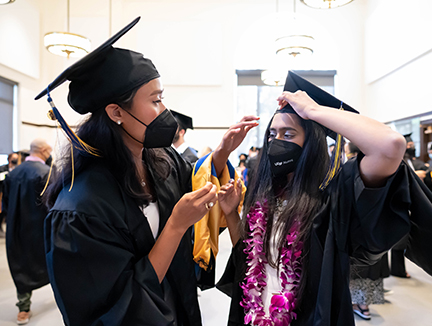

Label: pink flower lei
[240,201,303,326]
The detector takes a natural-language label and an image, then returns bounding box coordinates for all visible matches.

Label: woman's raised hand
[218,179,243,216]
[219,115,260,154]
[277,90,320,120]
[169,182,218,233]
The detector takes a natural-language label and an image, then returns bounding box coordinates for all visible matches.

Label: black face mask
[45,155,53,166]
[268,139,303,176]
[122,109,178,148]
[406,147,416,158]
[10,159,18,165]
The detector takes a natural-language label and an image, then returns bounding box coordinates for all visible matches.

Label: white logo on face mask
[274,159,294,166]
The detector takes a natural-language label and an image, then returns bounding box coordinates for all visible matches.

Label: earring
[117,120,122,125]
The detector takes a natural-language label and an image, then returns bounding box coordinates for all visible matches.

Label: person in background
[426,143,432,167]
[239,153,248,162]
[344,141,360,161]
[235,159,247,182]
[197,146,212,158]
[423,143,432,191]
[2,139,52,325]
[171,110,199,163]
[0,152,20,238]
[0,152,19,173]
[244,146,260,188]
[404,133,427,179]
[328,142,335,158]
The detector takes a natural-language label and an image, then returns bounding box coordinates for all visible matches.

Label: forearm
[225,210,241,246]
[148,219,185,283]
[308,105,404,160]
[212,145,230,177]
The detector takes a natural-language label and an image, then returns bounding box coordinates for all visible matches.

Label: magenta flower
[241,201,303,325]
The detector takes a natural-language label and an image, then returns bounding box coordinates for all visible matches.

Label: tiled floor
[1,230,431,326]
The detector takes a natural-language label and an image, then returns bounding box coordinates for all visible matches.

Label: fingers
[191,182,214,199]
[194,184,218,210]
[240,115,260,122]
[229,120,259,131]
[218,183,234,199]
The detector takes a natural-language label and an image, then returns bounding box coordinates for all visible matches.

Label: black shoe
[353,305,371,320]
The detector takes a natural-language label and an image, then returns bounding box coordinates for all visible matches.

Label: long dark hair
[243,112,330,303]
[44,84,173,209]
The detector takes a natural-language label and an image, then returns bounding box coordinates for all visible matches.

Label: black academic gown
[2,160,50,294]
[45,148,201,326]
[217,155,432,326]
[181,147,199,164]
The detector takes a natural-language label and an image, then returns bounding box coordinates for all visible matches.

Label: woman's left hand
[277,90,319,120]
[218,179,243,216]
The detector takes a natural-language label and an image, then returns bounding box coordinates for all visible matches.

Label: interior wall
[364,0,432,122]
[0,0,368,157]
[0,0,45,151]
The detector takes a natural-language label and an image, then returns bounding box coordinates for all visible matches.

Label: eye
[268,131,276,141]
[153,96,164,104]
[284,132,294,139]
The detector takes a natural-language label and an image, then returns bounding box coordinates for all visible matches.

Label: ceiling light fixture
[43,0,91,58]
[275,0,314,57]
[300,0,354,9]
[0,0,15,4]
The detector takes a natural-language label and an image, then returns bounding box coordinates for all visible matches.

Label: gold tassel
[40,154,55,196]
[319,104,345,191]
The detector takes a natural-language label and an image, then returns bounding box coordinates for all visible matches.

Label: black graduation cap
[171,110,194,130]
[34,17,160,159]
[278,71,359,140]
[35,16,160,115]
[403,133,413,143]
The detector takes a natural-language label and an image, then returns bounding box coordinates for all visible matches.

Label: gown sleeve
[45,209,177,326]
[337,154,432,276]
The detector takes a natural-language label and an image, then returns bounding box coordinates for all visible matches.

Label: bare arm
[278,91,406,187]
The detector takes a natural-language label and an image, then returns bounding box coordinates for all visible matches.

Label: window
[234,70,336,162]
[0,76,17,165]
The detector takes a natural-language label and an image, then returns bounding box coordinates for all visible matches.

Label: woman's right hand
[169,182,218,233]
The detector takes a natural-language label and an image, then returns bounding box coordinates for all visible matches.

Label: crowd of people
[1,17,431,326]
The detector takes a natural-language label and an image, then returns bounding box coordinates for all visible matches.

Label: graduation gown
[45,148,201,326]
[181,147,199,164]
[217,155,432,326]
[2,160,50,294]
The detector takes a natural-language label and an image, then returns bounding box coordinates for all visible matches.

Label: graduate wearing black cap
[216,71,432,326]
[36,17,258,326]
[171,110,199,163]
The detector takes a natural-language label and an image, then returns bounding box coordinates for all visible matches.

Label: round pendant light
[300,0,354,9]
[44,32,91,58]
[261,69,287,86]
[275,34,314,57]
[43,0,91,58]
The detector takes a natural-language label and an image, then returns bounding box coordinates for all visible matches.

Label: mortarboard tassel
[40,151,55,196]
[40,88,102,193]
[46,91,102,157]
[319,102,345,191]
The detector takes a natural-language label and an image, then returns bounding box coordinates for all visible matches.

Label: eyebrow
[269,127,297,132]
[150,89,164,96]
